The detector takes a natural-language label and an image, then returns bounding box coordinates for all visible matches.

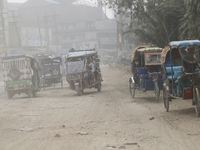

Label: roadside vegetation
[102,0,200,47]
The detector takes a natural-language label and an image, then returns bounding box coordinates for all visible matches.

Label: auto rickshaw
[129,46,164,102]
[162,40,200,117]
[42,57,63,89]
[66,49,102,96]
[2,55,40,99]
[33,52,54,87]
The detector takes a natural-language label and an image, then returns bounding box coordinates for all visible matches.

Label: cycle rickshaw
[66,49,102,96]
[129,46,164,102]
[161,40,200,117]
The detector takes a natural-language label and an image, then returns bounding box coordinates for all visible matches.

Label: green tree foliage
[179,0,200,40]
[102,0,186,47]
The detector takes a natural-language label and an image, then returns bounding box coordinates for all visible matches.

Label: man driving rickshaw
[161,40,200,117]
[66,48,102,96]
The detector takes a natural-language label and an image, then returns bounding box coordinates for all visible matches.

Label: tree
[179,0,200,40]
[102,0,185,47]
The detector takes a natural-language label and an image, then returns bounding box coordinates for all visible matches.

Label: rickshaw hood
[168,40,200,48]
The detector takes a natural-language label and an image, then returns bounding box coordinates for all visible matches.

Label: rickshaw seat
[140,75,149,79]
[166,66,182,80]
[138,68,148,75]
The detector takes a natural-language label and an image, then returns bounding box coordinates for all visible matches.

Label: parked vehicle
[2,55,40,99]
[161,40,200,117]
[66,49,102,96]
[129,46,164,102]
[42,57,63,89]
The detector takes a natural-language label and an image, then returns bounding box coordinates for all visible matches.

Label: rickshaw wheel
[129,82,135,98]
[76,85,83,96]
[7,92,13,99]
[97,83,101,92]
[27,89,33,98]
[195,88,200,117]
[163,87,169,112]
[154,81,160,103]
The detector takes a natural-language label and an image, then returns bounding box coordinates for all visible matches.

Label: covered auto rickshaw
[162,40,200,117]
[129,46,164,102]
[42,57,63,89]
[66,49,102,96]
[2,55,40,99]
[33,52,54,87]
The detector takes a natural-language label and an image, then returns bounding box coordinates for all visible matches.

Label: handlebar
[148,72,161,75]
[184,72,199,75]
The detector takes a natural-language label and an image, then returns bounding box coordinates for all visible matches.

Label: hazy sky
[7,0,27,2]
[7,0,114,18]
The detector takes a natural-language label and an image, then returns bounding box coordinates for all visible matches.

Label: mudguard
[129,77,135,83]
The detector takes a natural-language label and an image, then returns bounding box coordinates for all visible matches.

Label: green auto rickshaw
[2,55,40,99]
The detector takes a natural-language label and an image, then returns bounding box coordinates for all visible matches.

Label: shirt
[182,59,197,73]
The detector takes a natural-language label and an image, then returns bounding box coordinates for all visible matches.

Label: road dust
[0,65,200,150]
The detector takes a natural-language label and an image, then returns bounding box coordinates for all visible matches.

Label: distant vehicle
[60,50,69,75]
[2,55,40,99]
[66,48,102,96]
[42,57,63,89]
[33,52,54,87]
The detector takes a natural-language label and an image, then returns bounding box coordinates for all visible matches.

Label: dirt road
[0,65,200,150]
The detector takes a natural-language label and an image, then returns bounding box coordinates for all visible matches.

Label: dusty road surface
[1,65,200,150]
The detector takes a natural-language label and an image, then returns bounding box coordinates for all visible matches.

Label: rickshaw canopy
[131,45,149,61]
[169,40,200,48]
[137,47,162,53]
[161,40,200,64]
[67,51,97,60]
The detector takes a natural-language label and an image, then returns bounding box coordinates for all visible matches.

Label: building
[16,0,117,54]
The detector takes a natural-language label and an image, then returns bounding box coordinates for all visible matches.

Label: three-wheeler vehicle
[66,49,102,96]
[60,50,69,75]
[161,40,200,117]
[42,57,63,89]
[33,52,55,87]
[129,46,164,102]
[2,55,40,99]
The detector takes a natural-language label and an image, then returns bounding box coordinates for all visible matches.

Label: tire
[76,85,82,96]
[163,87,169,112]
[97,83,101,92]
[27,89,33,98]
[7,92,13,99]
[195,88,200,117]
[154,81,160,103]
[130,81,135,98]
[33,91,37,97]
[9,68,21,80]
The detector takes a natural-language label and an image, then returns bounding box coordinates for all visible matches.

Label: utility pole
[0,0,7,56]
[37,12,43,51]
[53,12,59,53]
[117,15,122,60]
[117,1,123,60]
[12,11,23,53]
[44,13,49,51]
